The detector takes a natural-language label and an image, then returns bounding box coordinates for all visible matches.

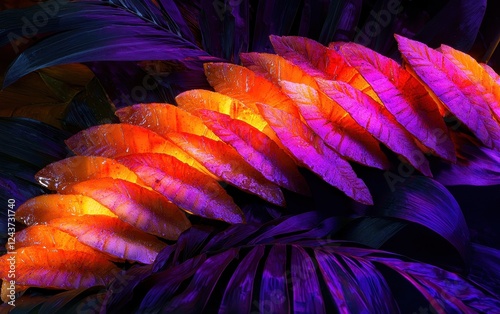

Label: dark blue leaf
[4,24,209,87]
[371,256,500,313]
[290,246,325,313]
[371,176,470,261]
[137,255,207,312]
[219,246,265,313]
[153,225,217,272]
[315,250,397,313]
[160,248,239,312]
[469,244,500,298]
[258,244,290,313]
[434,132,500,186]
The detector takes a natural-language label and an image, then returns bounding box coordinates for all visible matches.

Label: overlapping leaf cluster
[1,34,500,311]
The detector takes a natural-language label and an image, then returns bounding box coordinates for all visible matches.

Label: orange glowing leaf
[280,81,390,170]
[65,123,215,178]
[167,132,286,207]
[198,109,309,195]
[316,78,432,176]
[176,89,289,156]
[240,52,319,88]
[204,63,301,118]
[116,153,245,224]
[339,42,456,162]
[35,156,144,192]
[14,225,120,261]
[0,247,119,290]
[481,63,500,85]
[115,103,219,141]
[256,102,373,205]
[440,44,500,124]
[395,35,500,151]
[49,215,167,264]
[176,89,270,133]
[16,194,116,225]
[62,178,191,240]
[269,35,380,102]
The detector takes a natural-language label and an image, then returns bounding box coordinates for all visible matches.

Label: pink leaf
[340,42,456,162]
[256,102,373,205]
[280,81,390,170]
[116,153,245,224]
[167,132,286,207]
[198,109,309,195]
[316,78,432,176]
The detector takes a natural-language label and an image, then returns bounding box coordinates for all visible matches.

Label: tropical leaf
[434,132,500,186]
[48,215,167,264]
[198,109,309,195]
[167,132,286,207]
[440,44,500,123]
[316,78,432,176]
[15,194,117,225]
[204,63,300,117]
[339,42,456,162]
[101,212,500,313]
[395,34,500,151]
[62,178,191,239]
[0,246,119,290]
[280,81,390,170]
[270,35,381,102]
[257,102,373,205]
[65,123,213,177]
[116,153,245,224]
[3,11,500,310]
[115,103,219,141]
[175,89,281,144]
[14,225,119,261]
[35,156,144,192]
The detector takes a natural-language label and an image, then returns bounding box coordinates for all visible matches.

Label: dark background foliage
[0,0,499,312]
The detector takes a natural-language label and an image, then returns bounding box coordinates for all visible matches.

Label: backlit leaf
[240,52,318,88]
[257,102,373,205]
[14,225,119,261]
[62,178,191,240]
[49,215,167,264]
[316,79,432,176]
[35,156,144,192]
[339,42,455,162]
[115,103,219,141]
[395,34,500,151]
[440,44,500,124]
[167,132,286,207]
[0,246,119,289]
[204,63,300,118]
[280,81,390,170]
[175,89,285,152]
[270,35,380,102]
[198,109,309,195]
[65,123,214,178]
[15,194,117,226]
[116,153,245,224]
